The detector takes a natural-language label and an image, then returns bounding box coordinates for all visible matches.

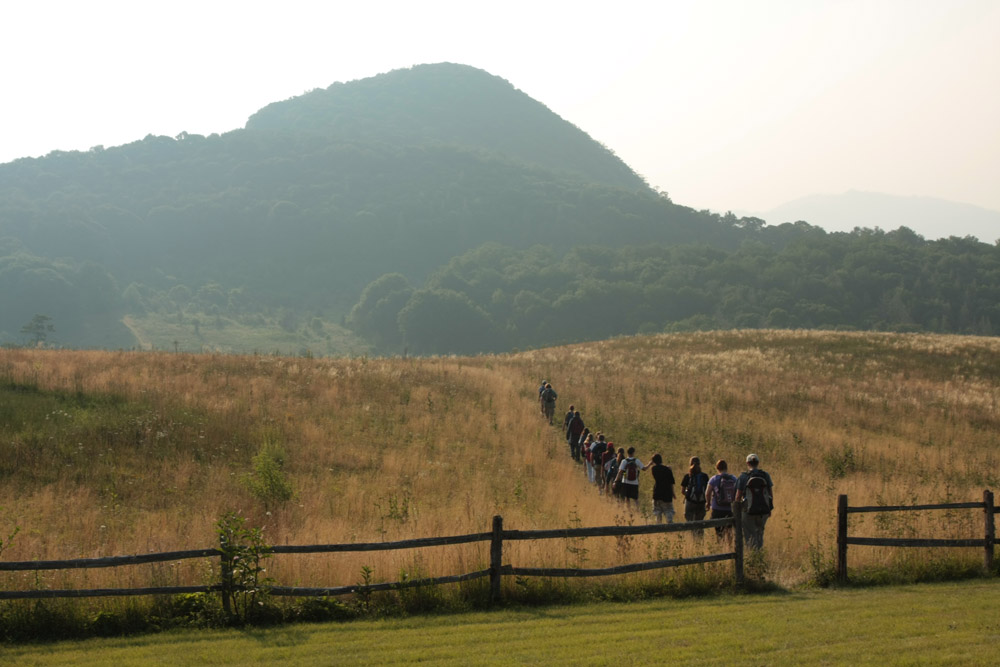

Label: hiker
[649,454,675,524]
[564,405,576,432]
[566,410,585,458]
[705,459,738,542]
[582,433,594,478]
[680,456,710,536]
[538,380,547,415]
[590,434,608,489]
[734,453,774,550]
[613,446,647,509]
[603,445,622,498]
[541,383,557,424]
[573,427,589,462]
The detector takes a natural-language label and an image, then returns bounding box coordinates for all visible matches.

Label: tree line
[347,227,1000,355]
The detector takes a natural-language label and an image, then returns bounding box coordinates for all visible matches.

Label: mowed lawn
[5,579,999,665]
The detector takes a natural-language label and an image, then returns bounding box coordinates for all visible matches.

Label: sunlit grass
[4,579,999,665]
[1,330,998,601]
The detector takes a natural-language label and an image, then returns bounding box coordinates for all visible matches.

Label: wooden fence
[0,511,745,609]
[836,490,998,583]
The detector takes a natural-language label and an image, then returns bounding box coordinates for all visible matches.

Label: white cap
[746,453,760,464]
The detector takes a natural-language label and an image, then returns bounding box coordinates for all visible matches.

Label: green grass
[4,579,999,665]
[123,313,370,356]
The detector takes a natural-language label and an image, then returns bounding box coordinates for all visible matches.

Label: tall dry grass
[1,330,998,592]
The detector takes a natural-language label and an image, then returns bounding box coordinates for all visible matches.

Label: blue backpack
[688,472,707,502]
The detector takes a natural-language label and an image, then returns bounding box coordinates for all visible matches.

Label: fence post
[490,515,503,603]
[219,534,233,619]
[836,494,848,583]
[732,504,744,584]
[985,489,995,573]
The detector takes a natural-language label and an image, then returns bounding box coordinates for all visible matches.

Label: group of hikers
[539,381,775,550]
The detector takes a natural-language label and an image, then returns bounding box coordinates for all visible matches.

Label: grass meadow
[3,579,999,665]
[1,330,998,636]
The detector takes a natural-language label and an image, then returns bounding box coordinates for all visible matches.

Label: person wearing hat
[734,453,774,550]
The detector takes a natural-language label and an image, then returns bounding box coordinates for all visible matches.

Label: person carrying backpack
[589,435,608,489]
[604,446,622,499]
[680,456,710,537]
[541,383,557,424]
[613,446,648,510]
[705,459,738,543]
[734,453,774,550]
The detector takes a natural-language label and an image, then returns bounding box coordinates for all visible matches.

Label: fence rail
[0,512,745,607]
[836,490,997,583]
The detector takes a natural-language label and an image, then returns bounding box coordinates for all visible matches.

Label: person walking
[613,446,647,510]
[604,445,622,499]
[538,380,547,415]
[566,410,585,459]
[649,454,675,524]
[573,427,589,463]
[705,459,738,542]
[590,434,608,489]
[582,433,594,479]
[680,456,710,537]
[734,453,774,550]
[541,383,557,424]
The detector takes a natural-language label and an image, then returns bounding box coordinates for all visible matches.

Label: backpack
[688,472,707,503]
[744,471,773,515]
[717,474,737,507]
[624,458,639,482]
[543,388,557,404]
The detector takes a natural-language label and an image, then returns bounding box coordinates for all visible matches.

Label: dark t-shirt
[651,464,675,501]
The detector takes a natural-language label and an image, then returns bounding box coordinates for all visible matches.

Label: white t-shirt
[618,457,645,485]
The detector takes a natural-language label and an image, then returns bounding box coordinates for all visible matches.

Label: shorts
[653,499,675,523]
[622,483,639,500]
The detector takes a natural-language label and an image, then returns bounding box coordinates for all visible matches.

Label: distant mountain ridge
[247,63,645,191]
[762,190,1000,243]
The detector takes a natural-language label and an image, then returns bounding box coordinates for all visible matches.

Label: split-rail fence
[836,490,998,582]
[0,511,746,611]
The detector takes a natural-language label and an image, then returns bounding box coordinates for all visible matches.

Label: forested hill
[0,63,998,354]
[0,64,737,350]
[246,63,645,191]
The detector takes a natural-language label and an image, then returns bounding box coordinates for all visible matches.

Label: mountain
[1,64,997,355]
[761,191,1000,243]
[0,64,738,351]
[246,63,645,191]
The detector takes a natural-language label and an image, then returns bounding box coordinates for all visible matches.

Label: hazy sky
[3,0,998,222]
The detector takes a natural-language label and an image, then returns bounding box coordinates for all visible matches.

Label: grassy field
[122,313,370,356]
[3,579,999,665]
[0,330,998,623]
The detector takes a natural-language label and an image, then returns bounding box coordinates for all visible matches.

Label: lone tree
[21,314,55,346]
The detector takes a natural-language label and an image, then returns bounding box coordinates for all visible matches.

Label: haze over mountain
[761,191,1000,244]
[1,63,998,354]
[246,63,644,191]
